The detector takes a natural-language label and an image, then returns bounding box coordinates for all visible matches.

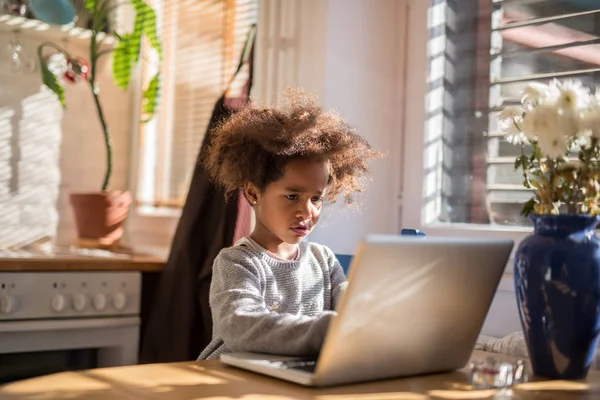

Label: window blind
[487,0,600,226]
[136,0,259,208]
[427,0,600,227]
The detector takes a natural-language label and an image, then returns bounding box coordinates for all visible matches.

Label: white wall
[254,0,329,104]
[254,0,406,255]
[308,0,406,255]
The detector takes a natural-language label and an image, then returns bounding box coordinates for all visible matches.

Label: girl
[198,89,380,360]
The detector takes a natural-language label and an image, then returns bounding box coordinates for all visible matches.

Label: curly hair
[204,88,381,204]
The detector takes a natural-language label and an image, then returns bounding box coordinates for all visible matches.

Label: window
[403,0,600,234]
[135,0,259,209]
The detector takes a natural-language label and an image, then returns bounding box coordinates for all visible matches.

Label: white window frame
[401,3,527,334]
[401,0,532,258]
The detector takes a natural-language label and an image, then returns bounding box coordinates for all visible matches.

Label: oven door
[0,317,139,384]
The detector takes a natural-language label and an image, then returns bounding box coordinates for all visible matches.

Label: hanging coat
[140,25,256,363]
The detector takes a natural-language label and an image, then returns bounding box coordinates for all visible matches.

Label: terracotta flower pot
[69,191,132,249]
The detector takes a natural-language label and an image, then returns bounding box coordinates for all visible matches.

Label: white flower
[45,53,68,77]
[499,105,524,122]
[552,79,590,111]
[505,131,530,145]
[506,79,600,156]
[521,82,554,107]
[499,106,527,144]
[559,111,584,138]
[578,108,600,138]
[521,103,559,140]
[538,130,568,159]
[573,91,600,138]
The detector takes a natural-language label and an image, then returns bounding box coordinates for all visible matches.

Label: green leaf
[129,0,145,62]
[141,73,160,122]
[112,33,134,90]
[39,53,66,107]
[85,0,97,13]
[521,198,536,216]
[130,0,162,60]
[533,144,542,160]
[514,156,523,171]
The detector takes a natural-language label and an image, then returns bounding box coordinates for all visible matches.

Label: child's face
[250,158,329,246]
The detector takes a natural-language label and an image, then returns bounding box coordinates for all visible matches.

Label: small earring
[253,200,257,205]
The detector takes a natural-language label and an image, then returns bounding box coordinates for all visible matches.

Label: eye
[311,196,323,204]
[285,194,298,201]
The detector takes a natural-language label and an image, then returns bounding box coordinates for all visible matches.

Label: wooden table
[0,351,599,399]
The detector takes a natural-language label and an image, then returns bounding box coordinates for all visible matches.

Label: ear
[244,182,260,206]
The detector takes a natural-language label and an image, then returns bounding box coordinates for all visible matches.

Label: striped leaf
[142,73,160,122]
[39,54,65,106]
[130,0,162,60]
[112,33,134,90]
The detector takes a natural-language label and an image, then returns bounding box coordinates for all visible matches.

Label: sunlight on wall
[422,2,447,226]
[0,87,62,249]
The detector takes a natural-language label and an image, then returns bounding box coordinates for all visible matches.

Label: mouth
[290,225,311,236]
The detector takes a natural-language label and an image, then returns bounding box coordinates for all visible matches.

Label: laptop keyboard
[274,359,318,373]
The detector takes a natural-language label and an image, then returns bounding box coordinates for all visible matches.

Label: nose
[295,200,312,220]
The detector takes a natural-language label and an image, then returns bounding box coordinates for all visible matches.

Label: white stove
[0,272,141,383]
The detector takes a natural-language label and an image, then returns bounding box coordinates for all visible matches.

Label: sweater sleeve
[322,245,348,310]
[209,250,335,356]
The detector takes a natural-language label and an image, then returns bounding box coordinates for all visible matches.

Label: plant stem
[90,80,112,191]
[96,48,114,58]
[90,28,112,191]
[547,158,557,214]
[38,42,71,58]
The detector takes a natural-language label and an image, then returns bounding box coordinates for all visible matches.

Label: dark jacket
[140,26,256,362]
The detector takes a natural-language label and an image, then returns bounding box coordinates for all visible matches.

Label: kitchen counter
[0,247,166,272]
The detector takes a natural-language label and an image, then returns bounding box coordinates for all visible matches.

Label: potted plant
[37,0,162,248]
[500,78,600,379]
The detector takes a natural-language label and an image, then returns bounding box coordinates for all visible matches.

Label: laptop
[220,235,514,387]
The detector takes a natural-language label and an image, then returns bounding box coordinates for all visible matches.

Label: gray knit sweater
[197,237,348,360]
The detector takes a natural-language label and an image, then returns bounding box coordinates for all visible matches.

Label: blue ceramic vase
[514,214,600,379]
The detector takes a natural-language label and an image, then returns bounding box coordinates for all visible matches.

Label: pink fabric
[233,190,252,243]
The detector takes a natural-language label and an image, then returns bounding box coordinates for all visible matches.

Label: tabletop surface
[0,351,599,399]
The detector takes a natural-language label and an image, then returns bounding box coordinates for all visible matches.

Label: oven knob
[72,294,88,312]
[93,293,107,311]
[112,293,126,310]
[51,294,66,312]
[0,295,15,314]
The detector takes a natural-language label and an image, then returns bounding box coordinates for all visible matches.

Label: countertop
[0,247,166,272]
